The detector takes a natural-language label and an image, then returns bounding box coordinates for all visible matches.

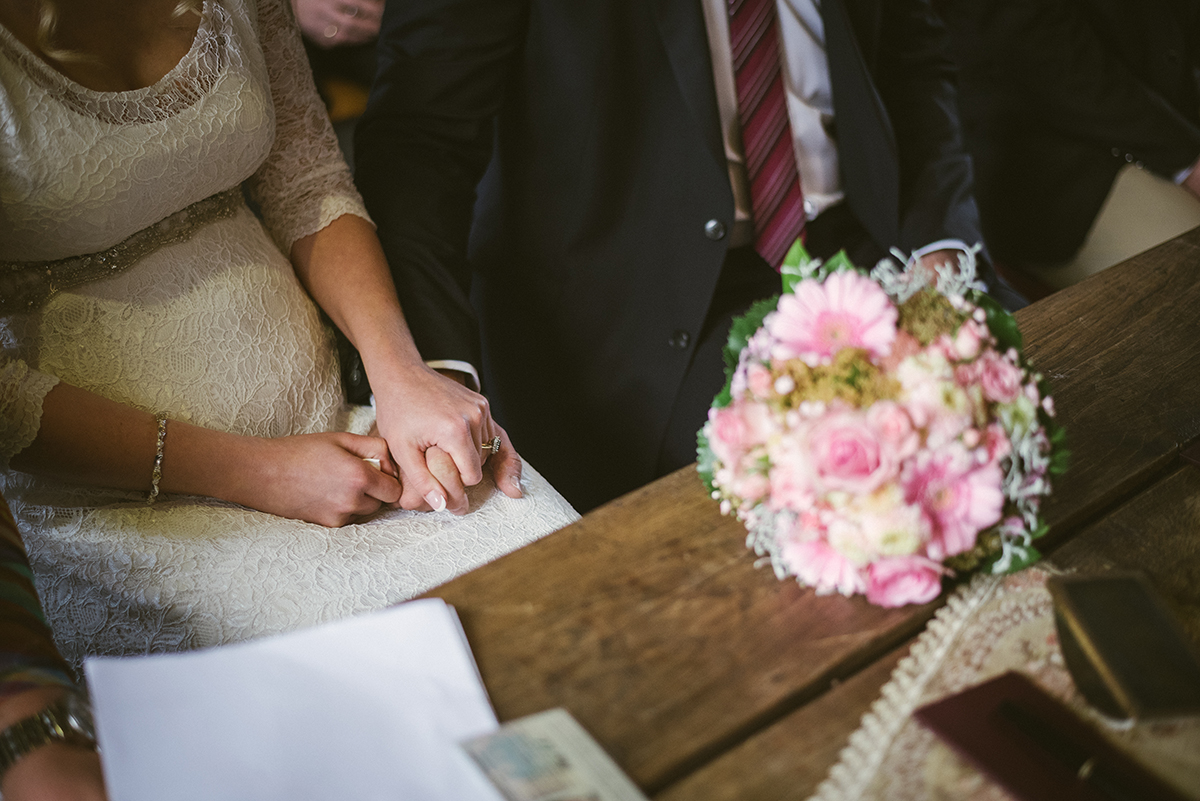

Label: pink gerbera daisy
[768,271,897,365]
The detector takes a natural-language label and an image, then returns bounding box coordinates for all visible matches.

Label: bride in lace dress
[0,0,578,666]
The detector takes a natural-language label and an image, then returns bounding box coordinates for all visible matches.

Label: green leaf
[1050,424,1068,445]
[1002,544,1043,574]
[696,430,716,493]
[975,292,1024,352]
[723,294,779,371]
[712,382,733,410]
[779,239,812,294]
[822,249,857,277]
[708,294,779,411]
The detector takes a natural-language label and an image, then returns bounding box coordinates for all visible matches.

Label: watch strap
[0,694,96,783]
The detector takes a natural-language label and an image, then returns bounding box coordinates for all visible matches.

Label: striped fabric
[729,0,806,268]
[0,497,74,699]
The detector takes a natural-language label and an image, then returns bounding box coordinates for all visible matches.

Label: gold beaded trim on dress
[0,188,244,314]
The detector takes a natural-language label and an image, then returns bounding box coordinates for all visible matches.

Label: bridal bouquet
[697,245,1066,607]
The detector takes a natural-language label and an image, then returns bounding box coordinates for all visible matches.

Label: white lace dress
[0,0,577,667]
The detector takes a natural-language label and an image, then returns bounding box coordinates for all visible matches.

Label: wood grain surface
[425,228,1200,795]
[429,470,938,791]
[653,640,914,801]
[1015,228,1200,545]
[1049,463,1200,644]
[646,465,1200,801]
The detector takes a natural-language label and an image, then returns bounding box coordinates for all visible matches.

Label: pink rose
[769,435,818,511]
[746,363,774,398]
[904,445,1004,560]
[983,423,1011,462]
[708,406,749,465]
[865,557,943,607]
[731,471,771,502]
[953,320,985,360]
[932,334,959,363]
[867,401,919,460]
[781,535,867,597]
[809,409,896,494]
[708,401,773,465]
[977,351,1024,404]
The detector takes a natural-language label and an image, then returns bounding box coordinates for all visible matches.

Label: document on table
[464,708,650,801]
[85,599,506,801]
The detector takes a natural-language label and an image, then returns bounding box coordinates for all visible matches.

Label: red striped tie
[729,0,806,269]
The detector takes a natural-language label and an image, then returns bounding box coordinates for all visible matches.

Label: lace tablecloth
[810,568,1200,801]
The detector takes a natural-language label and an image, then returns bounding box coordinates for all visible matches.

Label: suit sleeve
[873,0,984,251]
[353,0,527,368]
[963,0,1200,180]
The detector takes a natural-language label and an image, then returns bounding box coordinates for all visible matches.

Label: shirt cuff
[908,239,971,264]
[426,360,480,392]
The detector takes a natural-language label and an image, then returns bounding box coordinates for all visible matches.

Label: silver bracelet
[147,413,168,505]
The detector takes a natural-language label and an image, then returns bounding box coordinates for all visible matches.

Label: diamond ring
[481,436,502,454]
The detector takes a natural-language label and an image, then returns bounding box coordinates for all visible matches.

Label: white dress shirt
[699,0,966,265]
[700,0,844,246]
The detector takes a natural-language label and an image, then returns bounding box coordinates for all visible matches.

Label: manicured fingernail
[424,491,446,512]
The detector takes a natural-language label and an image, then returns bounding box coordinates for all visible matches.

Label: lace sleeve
[0,359,60,470]
[0,496,75,694]
[243,0,372,254]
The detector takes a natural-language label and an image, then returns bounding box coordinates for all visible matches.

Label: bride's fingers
[426,446,468,515]
[333,434,402,504]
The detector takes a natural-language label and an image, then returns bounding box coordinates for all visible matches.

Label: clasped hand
[372,364,523,516]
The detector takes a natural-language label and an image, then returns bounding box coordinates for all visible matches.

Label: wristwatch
[0,690,97,783]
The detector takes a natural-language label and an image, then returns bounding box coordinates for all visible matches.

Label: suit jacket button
[669,330,691,349]
[704,219,726,240]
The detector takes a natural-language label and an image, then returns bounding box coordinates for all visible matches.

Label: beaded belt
[0,187,245,314]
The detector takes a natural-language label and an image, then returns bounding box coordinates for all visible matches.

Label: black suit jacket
[356,0,1001,509]
[941,0,1200,264]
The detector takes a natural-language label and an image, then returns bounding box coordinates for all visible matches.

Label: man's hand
[290,0,382,48]
[916,248,965,278]
[372,366,523,516]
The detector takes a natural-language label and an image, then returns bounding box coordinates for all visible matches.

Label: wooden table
[426,228,1200,799]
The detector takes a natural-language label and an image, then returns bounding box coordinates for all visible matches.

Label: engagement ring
[482,436,502,453]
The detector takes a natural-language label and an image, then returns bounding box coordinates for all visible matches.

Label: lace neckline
[0,0,231,124]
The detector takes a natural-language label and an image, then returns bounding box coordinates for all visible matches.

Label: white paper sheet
[85,599,505,801]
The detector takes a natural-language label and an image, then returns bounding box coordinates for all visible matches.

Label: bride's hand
[233,433,401,527]
[370,366,523,515]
